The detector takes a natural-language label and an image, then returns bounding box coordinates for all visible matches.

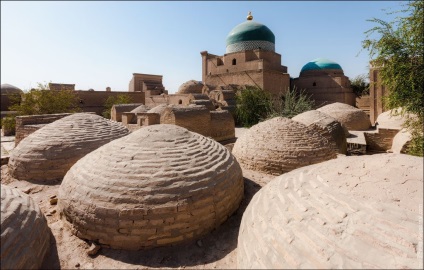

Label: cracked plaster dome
[177,80,204,94]
[232,117,337,176]
[1,184,51,269]
[300,58,343,73]
[8,113,130,182]
[58,124,244,250]
[226,12,275,53]
[237,154,423,269]
[317,102,371,131]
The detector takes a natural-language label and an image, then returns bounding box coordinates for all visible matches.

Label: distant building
[49,83,75,91]
[201,12,290,96]
[293,58,356,107]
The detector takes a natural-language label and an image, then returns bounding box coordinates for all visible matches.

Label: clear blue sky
[1,1,403,93]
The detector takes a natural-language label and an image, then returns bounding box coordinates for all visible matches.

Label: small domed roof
[300,58,343,73]
[226,12,275,53]
[1,184,51,269]
[8,113,130,182]
[130,104,151,114]
[1,83,23,94]
[375,108,415,130]
[317,102,371,131]
[58,124,243,250]
[232,117,337,175]
[292,110,348,154]
[177,80,204,94]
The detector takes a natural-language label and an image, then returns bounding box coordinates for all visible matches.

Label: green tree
[350,74,370,97]
[269,87,315,119]
[9,82,81,115]
[362,0,423,156]
[235,86,273,127]
[3,82,81,135]
[102,94,133,119]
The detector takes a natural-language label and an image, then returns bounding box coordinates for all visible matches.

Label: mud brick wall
[364,128,399,152]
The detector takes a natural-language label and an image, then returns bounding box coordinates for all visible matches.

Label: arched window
[178,100,182,104]
[232,58,237,65]
[313,82,317,86]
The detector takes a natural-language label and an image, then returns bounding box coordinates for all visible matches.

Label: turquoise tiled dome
[225,14,275,53]
[301,58,343,73]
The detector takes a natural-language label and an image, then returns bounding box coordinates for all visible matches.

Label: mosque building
[200,12,356,107]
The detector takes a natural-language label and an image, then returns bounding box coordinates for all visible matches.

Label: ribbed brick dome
[232,117,337,175]
[292,110,347,154]
[317,102,371,131]
[58,124,243,250]
[238,154,423,269]
[8,113,129,182]
[1,184,51,269]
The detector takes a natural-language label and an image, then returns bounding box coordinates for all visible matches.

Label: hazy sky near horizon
[1,1,403,93]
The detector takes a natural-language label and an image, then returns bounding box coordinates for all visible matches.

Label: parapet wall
[76,91,145,115]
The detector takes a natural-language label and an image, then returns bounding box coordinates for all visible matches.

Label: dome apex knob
[247,11,253,20]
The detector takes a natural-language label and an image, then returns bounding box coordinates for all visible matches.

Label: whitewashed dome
[238,154,423,269]
[8,113,129,182]
[292,110,348,154]
[1,184,51,269]
[232,117,337,175]
[58,124,244,250]
[317,102,371,130]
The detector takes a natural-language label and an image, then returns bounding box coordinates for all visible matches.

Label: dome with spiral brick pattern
[8,113,129,182]
[232,117,337,176]
[58,124,244,250]
[1,184,51,269]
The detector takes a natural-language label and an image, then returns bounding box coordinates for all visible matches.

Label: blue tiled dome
[301,58,343,73]
[225,13,275,53]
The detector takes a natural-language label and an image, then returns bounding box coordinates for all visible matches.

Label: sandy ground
[1,165,274,269]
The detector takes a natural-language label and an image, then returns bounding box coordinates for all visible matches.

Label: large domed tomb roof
[1,184,51,269]
[58,124,244,250]
[8,113,130,182]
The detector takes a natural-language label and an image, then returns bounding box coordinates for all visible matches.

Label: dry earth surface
[1,164,273,269]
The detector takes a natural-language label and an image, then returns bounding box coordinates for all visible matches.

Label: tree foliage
[362,0,424,156]
[235,87,273,127]
[9,82,81,115]
[350,74,370,97]
[235,86,314,127]
[102,94,133,119]
[269,87,315,119]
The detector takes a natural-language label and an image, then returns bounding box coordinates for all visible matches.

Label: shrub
[1,116,16,136]
[235,87,273,127]
[102,94,133,119]
[269,87,315,119]
[9,82,81,115]
[350,74,370,97]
